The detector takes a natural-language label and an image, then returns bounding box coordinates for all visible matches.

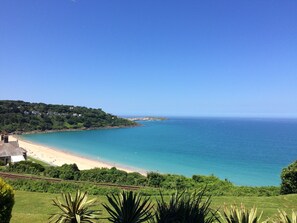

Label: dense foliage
[45,164,81,180]
[0,100,136,133]
[8,161,45,174]
[3,162,280,196]
[280,160,297,194]
[6,179,122,195]
[0,177,15,223]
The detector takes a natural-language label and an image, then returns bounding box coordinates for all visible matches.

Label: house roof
[0,140,27,158]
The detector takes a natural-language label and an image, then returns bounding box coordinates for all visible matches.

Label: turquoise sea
[22,117,297,186]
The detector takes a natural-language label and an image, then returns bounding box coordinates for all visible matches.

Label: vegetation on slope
[0,100,136,133]
[3,161,280,196]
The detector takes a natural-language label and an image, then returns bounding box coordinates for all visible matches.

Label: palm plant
[273,210,297,223]
[219,204,262,223]
[49,190,101,223]
[102,190,153,223]
[152,189,218,223]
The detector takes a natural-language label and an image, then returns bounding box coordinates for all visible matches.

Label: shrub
[273,210,297,223]
[8,161,45,174]
[49,190,101,223]
[0,160,5,166]
[59,163,80,180]
[44,166,61,178]
[103,191,153,223]
[280,160,297,194]
[152,188,218,223]
[147,172,164,187]
[219,204,262,223]
[0,177,15,223]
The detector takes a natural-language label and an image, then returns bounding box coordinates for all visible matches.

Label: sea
[22,117,297,186]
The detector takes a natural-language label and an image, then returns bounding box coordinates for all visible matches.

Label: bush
[219,204,262,223]
[103,191,153,223]
[280,160,297,194]
[153,189,217,223]
[49,190,100,223]
[44,166,61,178]
[44,164,80,180]
[79,167,147,186]
[0,177,15,223]
[8,161,45,174]
[147,172,164,187]
[0,160,5,166]
[59,164,80,180]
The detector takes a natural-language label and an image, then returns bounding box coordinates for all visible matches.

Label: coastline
[14,123,140,135]
[11,135,147,175]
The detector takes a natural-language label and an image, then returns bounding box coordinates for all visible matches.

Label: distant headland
[0,100,137,134]
[126,117,167,121]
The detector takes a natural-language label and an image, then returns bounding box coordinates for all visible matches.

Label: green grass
[11,190,297,223]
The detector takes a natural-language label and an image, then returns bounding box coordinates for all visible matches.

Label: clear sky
[0,0,296,117]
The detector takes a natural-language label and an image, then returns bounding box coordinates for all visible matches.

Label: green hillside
[0,100,136,133]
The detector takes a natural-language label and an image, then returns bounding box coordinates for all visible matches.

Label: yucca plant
[102,190,153,223]
[273,210,297,223]
[152,188,218,223]
[49,190,101,223]
[219,204,262,223]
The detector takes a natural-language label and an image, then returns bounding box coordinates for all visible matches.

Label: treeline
[0,100,136,133]
[4,161,281,196]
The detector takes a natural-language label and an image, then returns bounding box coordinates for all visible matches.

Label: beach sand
[11,135,145,174]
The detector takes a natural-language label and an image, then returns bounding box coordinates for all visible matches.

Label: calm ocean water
[22,117,297,186]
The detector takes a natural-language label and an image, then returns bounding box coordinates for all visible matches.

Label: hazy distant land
[126,117,167,121]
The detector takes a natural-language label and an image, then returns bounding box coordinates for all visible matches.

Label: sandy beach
[10,135,144,174]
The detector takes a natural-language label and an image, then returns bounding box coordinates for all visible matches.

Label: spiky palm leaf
[219,204,262,223]
[102,190,153,223]
[152,188,218,223]
[49,190,101,223]
[274,210,297,223]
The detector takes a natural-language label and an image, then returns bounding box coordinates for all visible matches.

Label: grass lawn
[11,190,297,223]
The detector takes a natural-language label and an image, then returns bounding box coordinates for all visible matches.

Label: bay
[22,117,297,186]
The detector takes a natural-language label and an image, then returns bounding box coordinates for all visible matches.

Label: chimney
[4,135,9,143]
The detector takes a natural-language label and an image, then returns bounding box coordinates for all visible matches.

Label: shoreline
[11,135,147,175]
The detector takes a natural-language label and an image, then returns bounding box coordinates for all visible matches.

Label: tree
[0,177,15,223]
[280,160,297,194]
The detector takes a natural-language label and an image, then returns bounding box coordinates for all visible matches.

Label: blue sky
[0,0,296,117]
